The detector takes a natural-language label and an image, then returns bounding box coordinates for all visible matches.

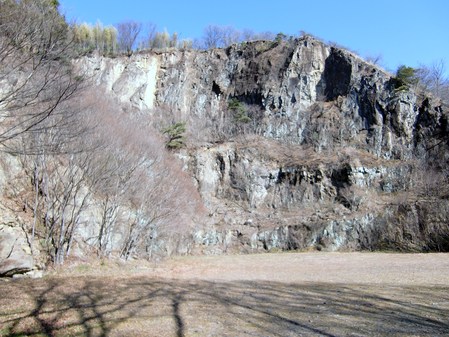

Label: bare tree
[116,20,142,56]
[72,93,205,260]
[221,26,241,47]
[0,0,81,148]
[119,151,201,260]
[202,25,241,49]
[20,128,94,264]
[365,54,383,66]
[241,29,256,42]
[138,22,157,50]
[89,115,151,256]
[417,60,449,101]
[202,25,223,49]
[201,25,277,49]
[3,0,93,261]
[15,85,100,264]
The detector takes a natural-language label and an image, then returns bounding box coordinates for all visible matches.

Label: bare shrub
[337,185,366,211]
[411,161,448,199]
[85,92,204,259]
[416,60,449,101]
[16,87,205,264]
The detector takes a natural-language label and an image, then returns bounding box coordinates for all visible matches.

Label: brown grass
[233,135,402,170]
[1,252,448,336]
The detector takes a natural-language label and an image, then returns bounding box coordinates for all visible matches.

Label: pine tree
[163,122,186,149]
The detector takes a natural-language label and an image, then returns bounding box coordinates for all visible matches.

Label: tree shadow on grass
[1,277,448,336]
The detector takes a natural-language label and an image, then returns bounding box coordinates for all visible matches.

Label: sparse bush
[412,161,448,199]
[337,185,365,211]
[274,32,287,44]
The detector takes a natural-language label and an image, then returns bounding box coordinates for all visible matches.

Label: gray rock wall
[75,37,448,254]
[78,37,443,159]
[1,36,447,272]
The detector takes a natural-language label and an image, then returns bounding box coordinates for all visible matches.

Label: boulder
[0,222,34,277]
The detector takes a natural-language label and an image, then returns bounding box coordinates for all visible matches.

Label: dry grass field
[1,252,449,336]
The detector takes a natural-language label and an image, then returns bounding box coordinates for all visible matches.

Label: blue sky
[60,0,448,74]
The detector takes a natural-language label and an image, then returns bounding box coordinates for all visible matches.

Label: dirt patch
[1,252,448,336]
[157,252,449,285]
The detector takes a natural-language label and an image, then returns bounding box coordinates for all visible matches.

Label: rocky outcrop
[78,37,446,158]
[0,209,33,277]
[1,36,447,271]
[74,36,448,254]
[0,153,37,277]
[185,140,415,253]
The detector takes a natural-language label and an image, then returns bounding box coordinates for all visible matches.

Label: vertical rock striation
[1,35,447,273]
[75,36,448,253]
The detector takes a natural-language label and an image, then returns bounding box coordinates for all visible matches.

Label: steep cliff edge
[78,36,447,160]
[1,37,448,275]
[74,36,448,253]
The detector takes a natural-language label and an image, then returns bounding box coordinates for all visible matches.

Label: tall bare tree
[0,0,81,148]
[202,25,222,49]
[137,22,157,50]
[202,25,241,49]
[116,20,142,56]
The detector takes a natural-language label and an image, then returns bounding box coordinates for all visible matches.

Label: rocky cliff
[75,36,448,254]
[1,36,448,275]
[78,36,444,158]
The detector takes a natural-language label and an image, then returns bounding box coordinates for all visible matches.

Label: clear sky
[60,0,448,74]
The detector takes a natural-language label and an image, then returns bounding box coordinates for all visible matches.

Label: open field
[1,252,449,336]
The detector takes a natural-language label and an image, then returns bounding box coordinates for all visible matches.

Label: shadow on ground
[1,277,448,336]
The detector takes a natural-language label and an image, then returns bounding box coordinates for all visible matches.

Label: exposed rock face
[0,209,33,276]
[77,37,330,135]
[0,153,36,277]
[1,36,447,272]
[74,36,448,254]
[78,37,446,158]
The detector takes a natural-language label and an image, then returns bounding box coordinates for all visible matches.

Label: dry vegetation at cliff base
[1,253,448,337]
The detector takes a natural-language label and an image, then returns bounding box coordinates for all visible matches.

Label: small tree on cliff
[163,122,186,149]
[394,65,418,90]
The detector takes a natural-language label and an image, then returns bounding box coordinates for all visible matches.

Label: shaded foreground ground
[1,252,448,336]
